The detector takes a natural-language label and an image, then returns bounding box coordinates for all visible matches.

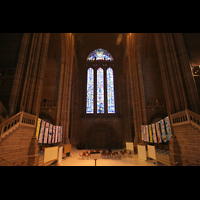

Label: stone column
[174,33,200,114]
[9,33,31,117]
[32,33,50,116]
[126,33,148,149]
[154,33,200,165]
[123,53,133,142]
[154,33,200,115]
[19,33,38,112]
[56,33,74,144]
[16,33,50,116]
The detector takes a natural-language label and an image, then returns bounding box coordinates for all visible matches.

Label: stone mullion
[94,66,97,114]
[9,33,31,116]
[104,66,107,114]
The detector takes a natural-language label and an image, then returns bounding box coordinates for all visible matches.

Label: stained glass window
[86,68,94,113]
[97,68,104,113]
[107,68,115,113]
[87,48,114,61]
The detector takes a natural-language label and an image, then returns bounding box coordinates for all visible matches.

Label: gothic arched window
[86,68,94,113]
[86,48,115,114]
[97,68,104,113]
[107,67,115,113]
[86,48,114,62]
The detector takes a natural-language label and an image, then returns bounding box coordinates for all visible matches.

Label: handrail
[0,111,22,127]
[0,111,37,139]
[170,109,200,130]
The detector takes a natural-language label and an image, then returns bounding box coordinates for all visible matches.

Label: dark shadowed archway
[85,123,121,149]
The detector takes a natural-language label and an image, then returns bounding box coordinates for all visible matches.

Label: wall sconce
[156,98,159,106]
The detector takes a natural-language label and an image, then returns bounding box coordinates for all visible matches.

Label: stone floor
[59,147,156,166]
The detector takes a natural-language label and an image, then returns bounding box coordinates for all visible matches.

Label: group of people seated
[79,148,132,160]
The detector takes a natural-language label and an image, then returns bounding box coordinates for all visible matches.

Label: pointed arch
[86,48,114,61]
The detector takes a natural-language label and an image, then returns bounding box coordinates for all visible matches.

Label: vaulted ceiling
[74,33,128,65]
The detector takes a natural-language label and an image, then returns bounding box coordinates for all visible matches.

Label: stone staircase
[0,111,38,166]
[170,109,200,166]
[0,111,37,142]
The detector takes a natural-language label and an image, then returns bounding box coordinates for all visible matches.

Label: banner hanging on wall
[145,125,149,142]
[38,120,46,143]
[141,125,144,141]
[48,124,53,144]
[55,126,58,143]
[151,123,157,143]
[141,116,172,143]
[164,116,172,141]
[36,118,41,140]
[143,125,146,142]
[148,125,153,143]
[43,122,49,144]
[159,119,167,142]
[36,118,63,144]
[155,122,162,143]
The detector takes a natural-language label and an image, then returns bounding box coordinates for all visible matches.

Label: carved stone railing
[40,101,57,108]
[146,101,166,107]
[0,111,37,141]
[170,109,200,130]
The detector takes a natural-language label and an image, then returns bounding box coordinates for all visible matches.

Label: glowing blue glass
[107,68,115,113]
[97,68,104,113]
[86,68,94,113]
[87,48,114,61]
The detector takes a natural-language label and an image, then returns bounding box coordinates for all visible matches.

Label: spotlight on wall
[116,34,123,46]
[191,66,200,76]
